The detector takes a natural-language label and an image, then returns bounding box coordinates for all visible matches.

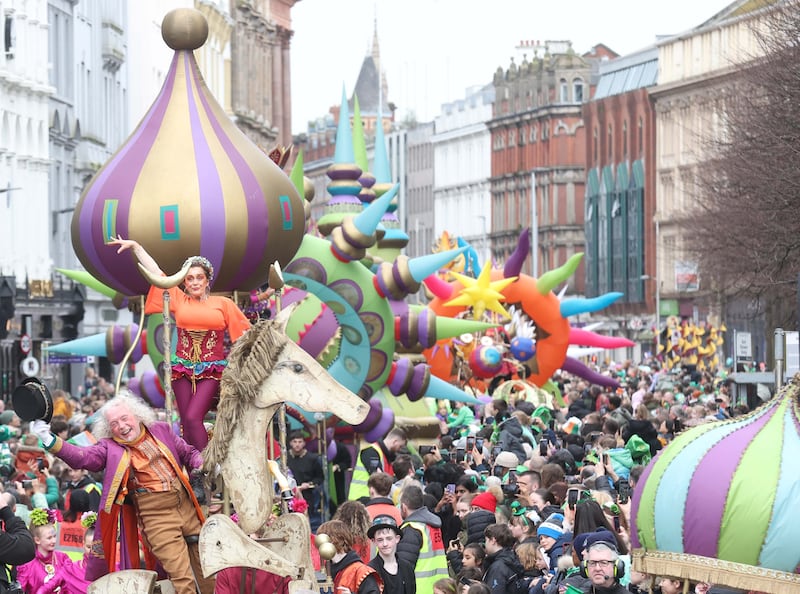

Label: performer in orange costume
[110,237,250,449]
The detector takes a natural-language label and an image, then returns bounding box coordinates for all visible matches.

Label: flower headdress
[31,508,60,527]
[183,256,214,282]
[81,511,98,529]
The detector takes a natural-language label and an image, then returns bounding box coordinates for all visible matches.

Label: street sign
[46,354,88,365]
[735,332,752,359]
[785,331,799,377]
[20,334,32,354]
[20,356,40,377]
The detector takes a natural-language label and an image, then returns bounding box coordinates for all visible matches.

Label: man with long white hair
[30,391,214,594]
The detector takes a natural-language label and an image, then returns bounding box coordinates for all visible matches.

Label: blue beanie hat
[537,512,565,540]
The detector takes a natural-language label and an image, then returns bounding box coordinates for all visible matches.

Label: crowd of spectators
[0,360,760,593]
[338,358,755,594]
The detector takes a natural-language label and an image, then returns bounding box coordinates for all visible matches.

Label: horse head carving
[203,303,369,535]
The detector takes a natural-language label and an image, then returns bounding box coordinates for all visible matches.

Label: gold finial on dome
[161,8,209,51]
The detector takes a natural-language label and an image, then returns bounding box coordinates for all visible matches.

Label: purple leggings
[172,376,218,451]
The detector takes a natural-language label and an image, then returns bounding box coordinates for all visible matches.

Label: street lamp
[477,214,488,265]
[641,274,661,333]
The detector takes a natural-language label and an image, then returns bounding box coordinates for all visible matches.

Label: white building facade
[1,0,53,283]
[431,85,494,265]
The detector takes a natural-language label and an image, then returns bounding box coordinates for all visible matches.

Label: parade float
[631,375,800,593]
[38,5,656,591]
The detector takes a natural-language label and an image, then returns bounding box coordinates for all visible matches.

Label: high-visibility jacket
[401,520,448,594]
[348,443,391,501]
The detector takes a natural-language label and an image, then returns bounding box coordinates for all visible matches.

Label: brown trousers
[135,480,215,594]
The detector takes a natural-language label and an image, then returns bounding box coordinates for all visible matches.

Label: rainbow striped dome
[631,377,800,591]
[71,9,305,296]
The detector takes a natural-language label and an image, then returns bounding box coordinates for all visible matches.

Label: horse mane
[203,318,287,471]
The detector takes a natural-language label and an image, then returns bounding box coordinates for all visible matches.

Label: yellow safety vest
[348,443,388,501]
[401,520,448,594]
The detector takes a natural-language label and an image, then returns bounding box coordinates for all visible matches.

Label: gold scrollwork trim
[632,548,800,594]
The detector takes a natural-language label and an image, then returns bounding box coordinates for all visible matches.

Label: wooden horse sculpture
[200,304,368,591]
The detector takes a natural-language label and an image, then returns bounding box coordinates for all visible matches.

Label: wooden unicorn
[199,304,368,591]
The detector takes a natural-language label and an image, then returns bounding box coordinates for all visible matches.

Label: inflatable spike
[56,269,118,298]
[333,84,354,164]
[424,372,482,404]
[423,274,455,300]
[537,253,583,295]
[456,237,482,277]
[289,149,305,197]
[560,292,624,318]
[433,315,499,340]
[504,227,531,279]
[352,96,369,173]
[561,356,620,389]
[408,247,467,282]
[373,105,391,183]
[351,183,399,237]
[568,327,635,349]
[45,333,107,356]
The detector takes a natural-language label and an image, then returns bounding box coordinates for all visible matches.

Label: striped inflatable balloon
[631,380,800,573]
[71,9,305,296]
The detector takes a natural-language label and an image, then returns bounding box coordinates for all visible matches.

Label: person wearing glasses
[582,541,627,594]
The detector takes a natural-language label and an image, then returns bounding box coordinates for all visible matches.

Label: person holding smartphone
[0,492,35,590]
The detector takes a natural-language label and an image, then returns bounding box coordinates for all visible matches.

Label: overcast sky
[289,0,733,134]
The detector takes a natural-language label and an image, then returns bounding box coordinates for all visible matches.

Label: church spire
[371,14,380,65]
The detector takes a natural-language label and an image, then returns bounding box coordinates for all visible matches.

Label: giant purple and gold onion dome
[71,8,305,296]
[630,375,800,593]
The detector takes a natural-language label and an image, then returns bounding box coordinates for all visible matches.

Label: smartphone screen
[446,483,456,495]
[466,437,475,451]
[567,488,578,508]
[613,515,621,532]
[491,445,502,459]
[618,479,631,504]
[539,438,548,456]
[476,437,484,451]
[456,448,465,463]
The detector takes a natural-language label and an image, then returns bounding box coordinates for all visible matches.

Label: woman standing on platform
[109,237,251,450]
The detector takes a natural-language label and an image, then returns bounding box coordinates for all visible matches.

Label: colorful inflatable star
[445,264,517,320]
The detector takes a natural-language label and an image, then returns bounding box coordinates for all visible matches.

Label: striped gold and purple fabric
[631,385,800,573]
[71,50,305,296]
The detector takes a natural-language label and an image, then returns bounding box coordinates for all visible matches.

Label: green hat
[532,405,552,426]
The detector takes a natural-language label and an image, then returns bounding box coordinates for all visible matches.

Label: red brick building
[489,41,616,293]
[582,46,658,325]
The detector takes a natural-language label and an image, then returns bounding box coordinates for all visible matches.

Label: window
[607,124,613,160]
[573,78,584,103]
[4,15,14,59]
[638,117,644,156]
[623,120,628,158]
[593,127,598,164]
[508,129,516,146]
[560,78,568,103]
[493,132,506,150]
[530,126,537,143]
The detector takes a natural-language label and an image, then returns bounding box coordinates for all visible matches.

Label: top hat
[367,514,403,539]
[12,377,54,423]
